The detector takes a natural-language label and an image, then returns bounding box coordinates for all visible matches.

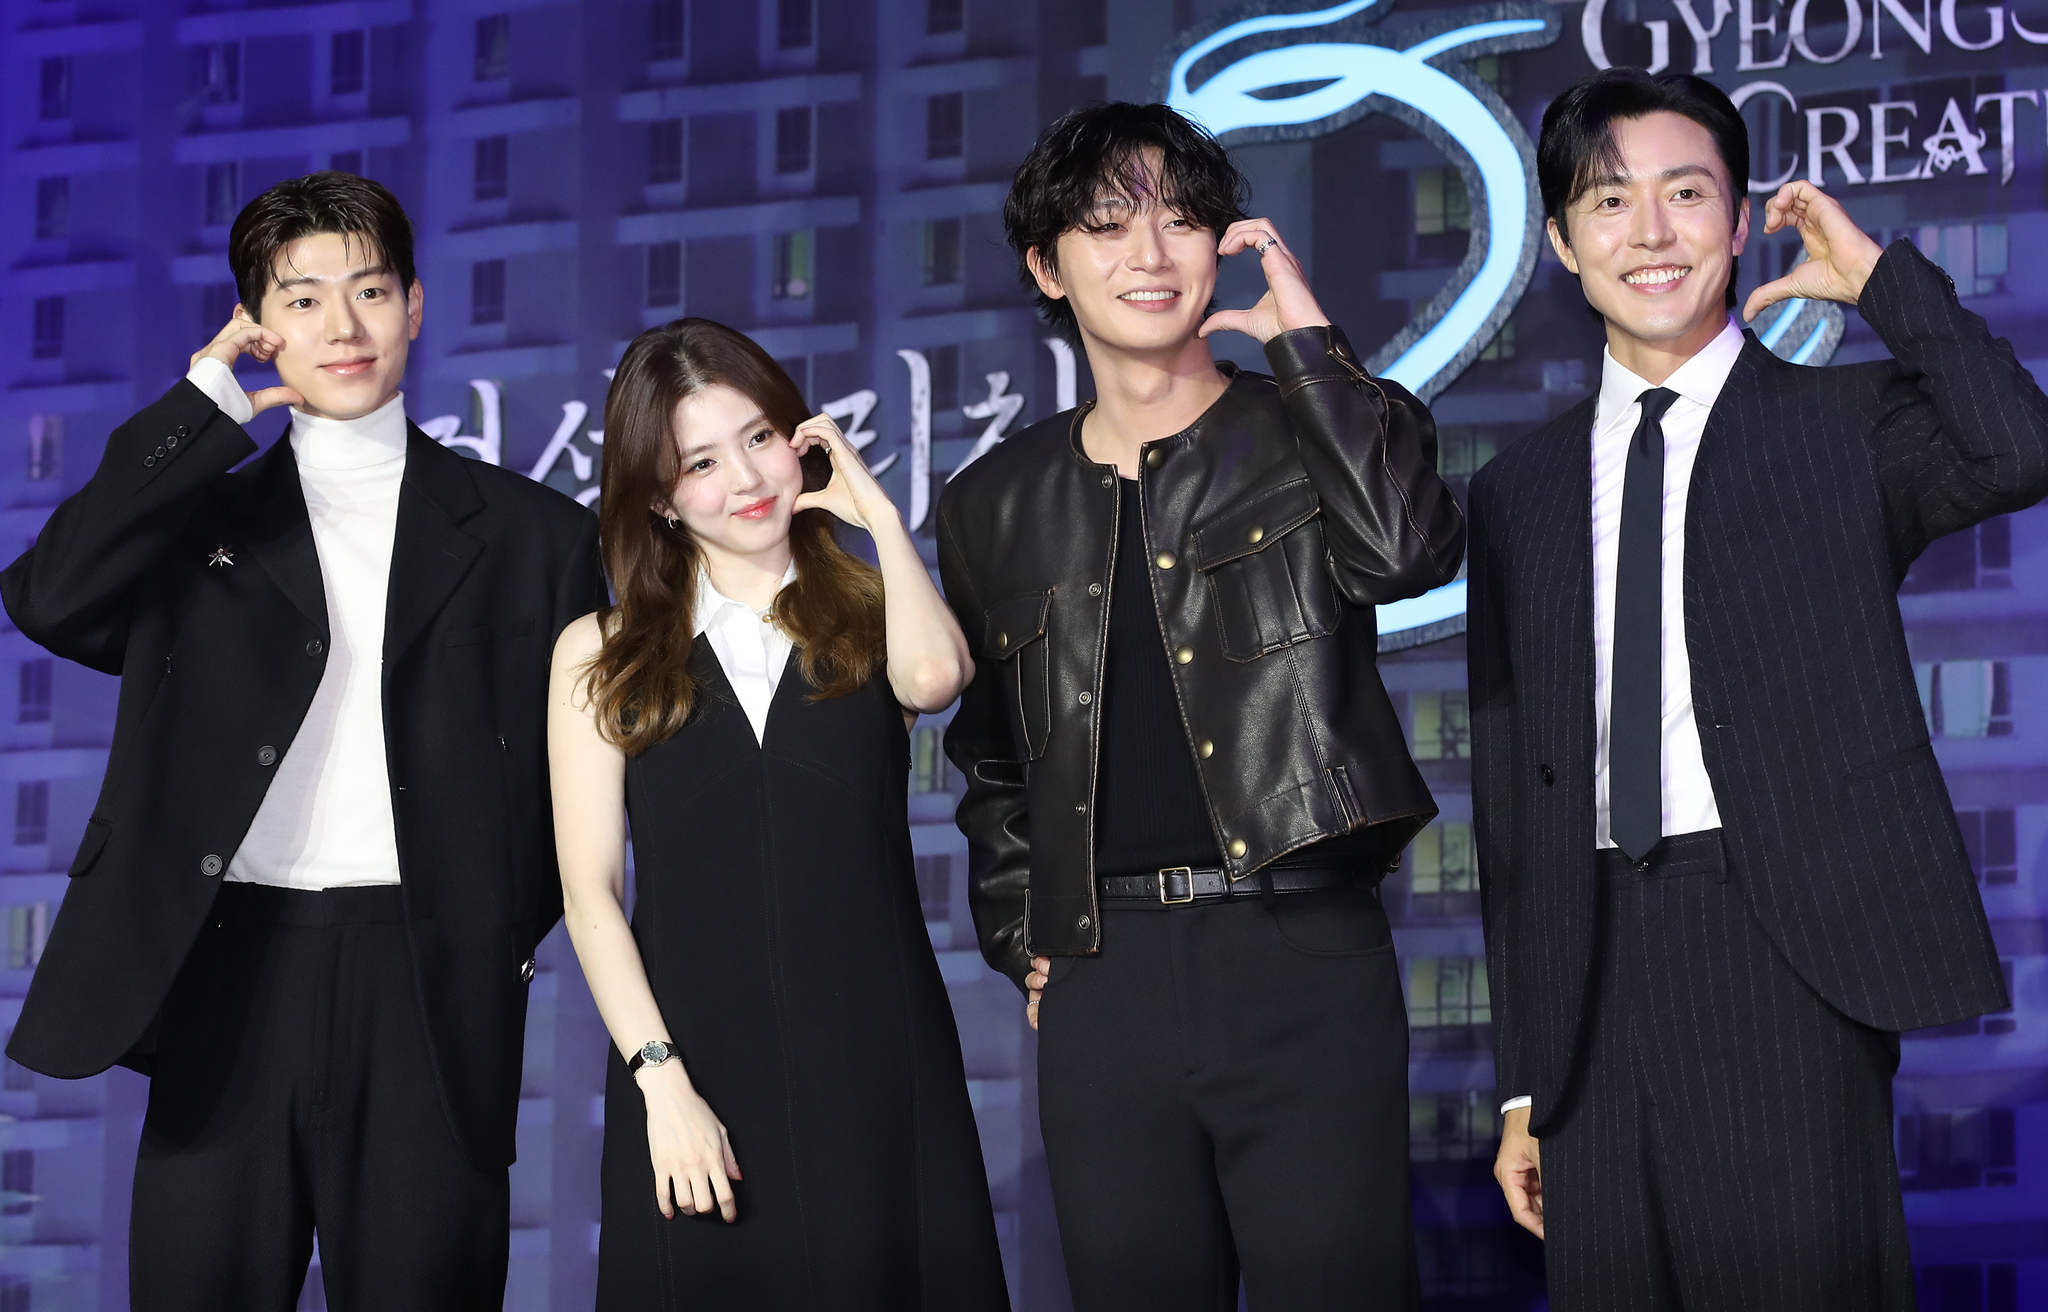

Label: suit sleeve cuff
[186,356,254,426]
[1500,1095,1532,1114]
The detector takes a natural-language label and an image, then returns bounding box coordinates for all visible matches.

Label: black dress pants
[1541,834,1917,1312]
[1035,884,1416,1311]
[129,884,510,1312]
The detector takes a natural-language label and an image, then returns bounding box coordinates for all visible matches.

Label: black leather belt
[1097,863,1358,905]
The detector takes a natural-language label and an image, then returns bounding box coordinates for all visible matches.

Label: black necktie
[1610,387,1679,864]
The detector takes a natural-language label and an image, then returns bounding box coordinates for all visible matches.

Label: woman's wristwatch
[628,1040,674,1074]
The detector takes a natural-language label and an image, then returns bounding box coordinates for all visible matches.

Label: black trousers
[129,884,510,1312]
[1036,884,1416,1311]
[1541,833,1917,1311]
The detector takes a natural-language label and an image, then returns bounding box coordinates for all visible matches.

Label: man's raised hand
[1198,219,1330,344]
[1741,181,1885,324]
[190,309,304,416]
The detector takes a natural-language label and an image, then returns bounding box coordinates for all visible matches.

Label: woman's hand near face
[790,414,897,534]
[1198,219,1331,344]
[638,1060,742,1222]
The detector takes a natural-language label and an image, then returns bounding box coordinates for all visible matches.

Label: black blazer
[1469,242,2048,1132]
[0,380,607,1170]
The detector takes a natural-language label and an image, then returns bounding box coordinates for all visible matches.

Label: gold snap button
[1088,583,1102,596]
[1197,740,1214,759]
[1145,449,1164,469]
[998,632,1008,648]
[1173,647,1193,664]
[1156,551,1176,570]
[1227,838,1247,859]
[1246,526,1265,544]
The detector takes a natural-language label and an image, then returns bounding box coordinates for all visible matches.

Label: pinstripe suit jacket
[1469,241,2048,1131]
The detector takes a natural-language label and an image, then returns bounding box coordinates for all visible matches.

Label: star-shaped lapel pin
[206,545,235,567]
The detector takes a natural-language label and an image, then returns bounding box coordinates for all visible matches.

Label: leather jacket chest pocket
[1193,480,1341,663]
[984,590,1054,761]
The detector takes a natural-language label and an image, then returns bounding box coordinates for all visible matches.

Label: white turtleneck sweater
[188,355,406,890]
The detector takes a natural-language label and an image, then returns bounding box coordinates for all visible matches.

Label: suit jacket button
[256,745,277,767]
[143,455,157,467]
[154,446,166,459]
[306,639,325,657]
[519,958,537,983]
[174,425,188,438]
[1540,764,1555,786]
[166,434,178,449]
[200,854,223,877]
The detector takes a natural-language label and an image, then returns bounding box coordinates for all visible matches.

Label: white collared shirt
[695,564,797,746]
[1503,319,1744,1119]
[185,354,408,890]
[1589,317,1742,849]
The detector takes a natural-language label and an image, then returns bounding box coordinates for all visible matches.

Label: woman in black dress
[548,319,1009,1310]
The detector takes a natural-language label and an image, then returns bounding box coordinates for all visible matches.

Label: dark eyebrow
[273,264,393,292]
[1588,163,1720,191]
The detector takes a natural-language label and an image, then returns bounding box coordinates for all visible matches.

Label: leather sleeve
[1263,324,1467,606]
[0,381,257,675]
[1860,239,2048,575]
[936,493,1033,991]
[1465,467,1524,1100]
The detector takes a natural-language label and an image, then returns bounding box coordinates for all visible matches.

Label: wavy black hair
[1002,102,1249,346]
[1538,69,1749,307]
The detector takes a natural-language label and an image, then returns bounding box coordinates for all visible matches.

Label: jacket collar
[225,430,328,636]
[384,425,487,662]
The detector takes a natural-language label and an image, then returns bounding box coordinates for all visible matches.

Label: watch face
[639,1041,669,1067]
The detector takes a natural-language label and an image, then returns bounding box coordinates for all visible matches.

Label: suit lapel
[227,431,329,636]
[384,426,486,663]
[1517,398,1599,791]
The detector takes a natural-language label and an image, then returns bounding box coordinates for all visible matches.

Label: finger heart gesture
[790,414,895,533]
[1198,218,1331,344]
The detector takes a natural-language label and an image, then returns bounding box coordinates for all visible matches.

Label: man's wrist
[1500,1095,1532,1115]
[186,355,254,426]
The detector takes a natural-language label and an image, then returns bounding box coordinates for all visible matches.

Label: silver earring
[666,515,678,529]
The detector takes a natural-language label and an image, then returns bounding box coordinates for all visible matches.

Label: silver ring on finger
[1256,237,1277,254]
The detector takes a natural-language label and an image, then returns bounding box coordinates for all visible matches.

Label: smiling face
[661,383,805,571]
[1029,150,1219,360]
[1549,111,1749,378]
[250,231,422,420]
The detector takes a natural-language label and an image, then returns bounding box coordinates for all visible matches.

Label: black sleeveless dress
[594,644,1009,1311]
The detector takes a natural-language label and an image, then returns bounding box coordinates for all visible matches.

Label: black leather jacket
[938,325,1466,987]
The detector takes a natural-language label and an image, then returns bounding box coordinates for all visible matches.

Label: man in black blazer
[1470,70,2048,1309]
[1,174,605,1310]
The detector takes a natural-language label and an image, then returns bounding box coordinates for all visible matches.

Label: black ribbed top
[1092,478,1222,873]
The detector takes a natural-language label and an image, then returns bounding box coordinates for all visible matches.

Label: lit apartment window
[1407,956,1491,1040]
[650,0,686,61]
[926,92,964,159]
[928,0,965,34]
[646,242,681,308]
[471,260,506,324]
[1434,425,1498,479]
[4,905,45,971]
[1408,821,1478,917]
[34,177,67,240]
[1409,690,1470,759]
[474,135,508,201]
[772,231,813,300]
[1916,222,2008,297]
[331,30,366,95]
[31,297,64,360]
[1414,166,1470,235]
[1916,661,2012,738]
[475,15,510,81]
[13,783,47,847]
[922,218,962,286]
[927,343,961,412]
[39,57,71,120]
[1478,319,1516,361]
[914,853,951,923]
[192,42,241,106]
[25,416,60,483]
[1955,808,2018,884]
[648,119,684,185]
[17,660,51,725]
[774,107,813,175]
[203,161,239,227]
[777,0,814,49]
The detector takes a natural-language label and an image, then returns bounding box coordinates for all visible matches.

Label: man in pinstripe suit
[1470,68,2048,1310]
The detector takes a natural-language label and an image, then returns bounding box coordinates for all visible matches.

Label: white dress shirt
[187,355,408,890]
[1502,317,1743,1117]
[695,564,797,746]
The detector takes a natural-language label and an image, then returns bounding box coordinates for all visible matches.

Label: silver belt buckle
[1157,866,1195,904]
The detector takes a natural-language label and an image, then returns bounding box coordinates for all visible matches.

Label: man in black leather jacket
[938,103,1464,1311]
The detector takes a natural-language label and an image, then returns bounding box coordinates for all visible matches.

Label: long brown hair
[586,318,885,754]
